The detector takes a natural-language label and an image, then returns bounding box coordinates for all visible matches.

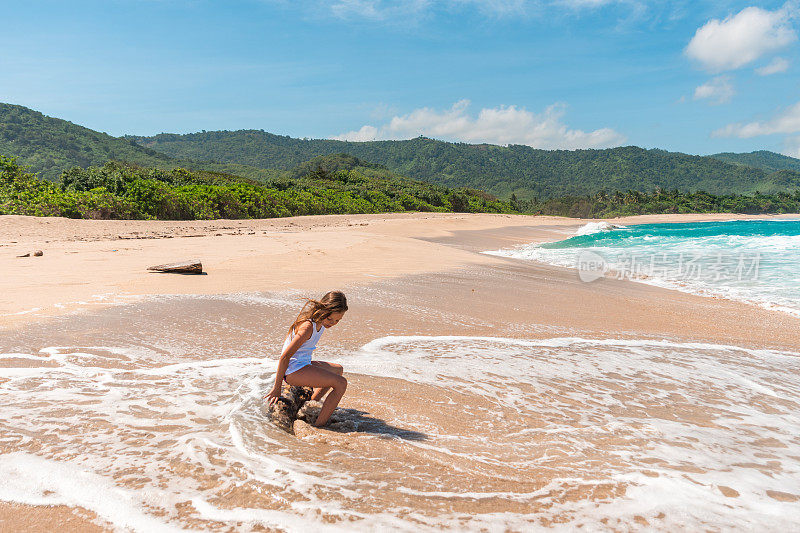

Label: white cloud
[332,100,626,149]
[325,0,627,19]
[330,0,430,20]
[453,0,527,15]
[685,6,797,72]
[756,56,790,75]
[336,125,381,141]
[693,76,734,104]
[783,135,800,158]
[329,0,530,20]
[713,101,800,138]
[557,0,616,7]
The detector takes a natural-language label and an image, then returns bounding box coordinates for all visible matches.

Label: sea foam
[573,221,627,236]
[485,220,800,317]
[2,334,799,530]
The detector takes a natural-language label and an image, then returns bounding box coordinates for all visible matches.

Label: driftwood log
[147,260,203,274]
[16,250,43,258]
[268,384,313,433]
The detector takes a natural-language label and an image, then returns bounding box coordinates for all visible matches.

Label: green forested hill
[0,103,175,179]
[129,130,800,200]
[4,154,797,220]
[0,103,282,182]
[710,150,800,174]
[3,102,799,201]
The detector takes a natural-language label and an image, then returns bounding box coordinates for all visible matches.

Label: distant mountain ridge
[0,103,279,181]
[2,103,800,200]
[128,130,800,199]
[710,150,800,174]
[0,103,173,180]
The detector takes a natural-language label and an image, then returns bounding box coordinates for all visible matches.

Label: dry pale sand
[2,211,797,331]
[2,211,800,531]
[0,212,566,329]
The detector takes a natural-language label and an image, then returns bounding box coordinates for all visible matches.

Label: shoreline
[476,215,800,322]
[2,211,800,530]
[2,211,798,330]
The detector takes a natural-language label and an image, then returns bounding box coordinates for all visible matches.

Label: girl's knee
[334,375,347,391]
[332,363,344,375]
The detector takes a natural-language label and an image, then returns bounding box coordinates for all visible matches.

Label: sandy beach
[2,211,799,347]
[2,211,800,531]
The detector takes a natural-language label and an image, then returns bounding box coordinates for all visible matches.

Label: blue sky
[1,0,799,156]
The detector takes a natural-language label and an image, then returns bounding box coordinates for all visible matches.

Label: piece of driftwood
[268,384,313,433]
[16,250,43,258]
[147,260,203,274]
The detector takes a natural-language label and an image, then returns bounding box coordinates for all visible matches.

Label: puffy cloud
[713,101,800,138]
[332,100,626,149]
[335,125,381,141]
[756,56,790,75]
[693,76,734,104]
[685,6,797,72]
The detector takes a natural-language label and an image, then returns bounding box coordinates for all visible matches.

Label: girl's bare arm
[265,322,313,405]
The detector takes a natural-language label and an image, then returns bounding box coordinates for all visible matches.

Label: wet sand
[0,503,107,533]
[2,211,799,531]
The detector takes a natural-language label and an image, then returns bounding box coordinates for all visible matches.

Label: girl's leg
[285,364,347,427]
[308,361,343,401]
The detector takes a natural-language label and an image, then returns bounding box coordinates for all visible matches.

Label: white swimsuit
[282,320,325,376]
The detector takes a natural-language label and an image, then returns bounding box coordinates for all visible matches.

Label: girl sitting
[265,291,348,427]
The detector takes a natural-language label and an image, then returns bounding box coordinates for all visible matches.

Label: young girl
[265,291,348,427]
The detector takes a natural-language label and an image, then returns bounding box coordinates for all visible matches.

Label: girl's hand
[263,385,282,407]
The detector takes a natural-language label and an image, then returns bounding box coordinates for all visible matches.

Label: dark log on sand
[268,384,313,433]
[147,260,203,274]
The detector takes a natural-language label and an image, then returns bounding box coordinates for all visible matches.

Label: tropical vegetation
[4,103,800,204]
[2,102,800,220]
[3,154,798,220]
[129,131,800,200]
[710,150,800,173]
[0,155,512,219]
[521,188,800,218]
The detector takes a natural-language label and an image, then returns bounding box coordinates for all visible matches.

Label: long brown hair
[288,291,348,335]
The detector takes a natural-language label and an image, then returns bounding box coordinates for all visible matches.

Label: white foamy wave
[3,336,800,530]
[632,273,800,319]
[483,223,800,317]
[336,335,800,529]
[0,453,181,532]
[0,293,142,320]
[481,244,575,268]
[574,221,628,236]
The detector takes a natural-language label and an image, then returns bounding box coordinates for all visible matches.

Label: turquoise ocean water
[486,219,800,317]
